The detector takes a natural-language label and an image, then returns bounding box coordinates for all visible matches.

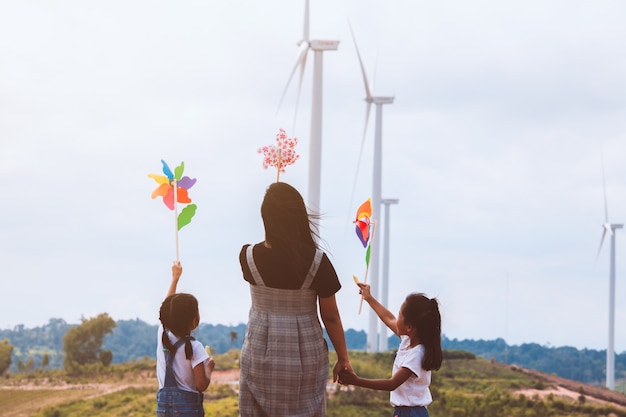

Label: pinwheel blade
[177,176,197,190]
[161,160,174,181]
[178,204,197,230]
[174,162,185,181]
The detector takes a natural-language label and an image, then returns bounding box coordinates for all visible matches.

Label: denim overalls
[156,336,205,417]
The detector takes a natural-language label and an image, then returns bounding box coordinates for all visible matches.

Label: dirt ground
[504,363,626,410]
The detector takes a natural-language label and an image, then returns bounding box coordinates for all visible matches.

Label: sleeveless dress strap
[163,335,189,388]
[245,245,265,287]
[301,249,323,290]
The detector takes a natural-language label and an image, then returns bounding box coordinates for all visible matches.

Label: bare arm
[358,283,399,337]
[166,261,183,297]
[319,295,353,382]
[339,367,413,391]
[193,357,215,392]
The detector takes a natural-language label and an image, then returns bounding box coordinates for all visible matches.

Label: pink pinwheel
[258,128,299,182]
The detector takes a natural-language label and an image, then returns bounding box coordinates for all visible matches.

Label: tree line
[1,316,625,385]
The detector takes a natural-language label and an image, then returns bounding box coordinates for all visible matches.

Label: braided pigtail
[185,336,193,360]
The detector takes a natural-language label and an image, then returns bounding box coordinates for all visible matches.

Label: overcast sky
[1,1,626,352]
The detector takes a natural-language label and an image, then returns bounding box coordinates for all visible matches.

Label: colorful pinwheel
[355,198,372,248]
[353,198,377,314]
[148,160,198,260]
[258,128,299,182]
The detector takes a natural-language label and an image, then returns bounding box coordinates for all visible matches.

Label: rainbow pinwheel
[353,198,377,314]
[355,198,372,248]
[148,160,197,260]
[258,128,299,182]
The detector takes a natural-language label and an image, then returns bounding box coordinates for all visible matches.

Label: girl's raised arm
[166,261,183,297]
[358,283,399,337]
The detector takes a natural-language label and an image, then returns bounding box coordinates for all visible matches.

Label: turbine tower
[278,0,339,214]
[380,198,399,352]
[350,25,394,352]
[596,161,622,390]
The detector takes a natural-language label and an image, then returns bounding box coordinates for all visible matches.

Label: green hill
[2,350,626,417]
[2,318,626,389]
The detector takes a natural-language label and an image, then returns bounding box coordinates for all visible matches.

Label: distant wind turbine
[596,158,622,390]
[278,0,339,214]
[379,198,399,352]
[349,24,394,353]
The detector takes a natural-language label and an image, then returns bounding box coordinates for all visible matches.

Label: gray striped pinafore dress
[239,246,329,417]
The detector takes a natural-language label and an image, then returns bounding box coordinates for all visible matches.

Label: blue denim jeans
[393,406,429,417]
[156,386,204,417]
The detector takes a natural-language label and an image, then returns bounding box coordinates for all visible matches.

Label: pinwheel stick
[173,179,180,262]
[276,148,282,183]
[358,220,378,315]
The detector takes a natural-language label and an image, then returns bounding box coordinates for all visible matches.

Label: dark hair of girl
[261,182,320,249]
[402,293,443,371]
[159,293,199,360]
[261,182,321,274]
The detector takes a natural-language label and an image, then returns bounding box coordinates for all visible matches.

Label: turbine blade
[595,228,608,265]
[362,101,372,143]
[347,102,372,223]
[291,45,309,134]
[303,0,310,43]
[348,22,372,99]
[277,43,309,115]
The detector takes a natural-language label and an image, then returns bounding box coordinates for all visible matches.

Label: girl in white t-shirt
[340,283,442,417]
[156,261,215,417]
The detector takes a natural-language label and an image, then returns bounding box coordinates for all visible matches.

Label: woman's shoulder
[239,242,264,259]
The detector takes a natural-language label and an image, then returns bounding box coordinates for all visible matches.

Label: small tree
[41,353,50,368]
[63,313,116,372]
[230,331,238,349]
[0,339,13,376]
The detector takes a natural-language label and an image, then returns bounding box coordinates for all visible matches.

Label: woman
[238,182,352,417]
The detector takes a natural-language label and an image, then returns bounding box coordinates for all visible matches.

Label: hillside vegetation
[2,350,626,417]
[3,318,626,389]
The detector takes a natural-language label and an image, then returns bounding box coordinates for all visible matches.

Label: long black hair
[159,293,198,360]
[260,182,321,274]
[402,293,443,371]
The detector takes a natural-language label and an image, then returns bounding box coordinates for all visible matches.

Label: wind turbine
[379,198,399,352]
[596,160,623,390]
[350,25,394,352]
[278,0,339,214]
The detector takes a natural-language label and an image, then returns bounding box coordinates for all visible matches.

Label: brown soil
[501,363,626,410]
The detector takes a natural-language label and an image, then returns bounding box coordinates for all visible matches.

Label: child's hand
[166,261,183,297]
[172,261,182,281]
[357,282,371,302]
[205,356,215,371]
[338,368,357,385]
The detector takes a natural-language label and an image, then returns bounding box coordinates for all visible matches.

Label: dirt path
[503,363,626,410]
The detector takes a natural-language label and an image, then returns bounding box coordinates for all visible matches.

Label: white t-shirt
[390,335,432,407]
[156,325,209,392]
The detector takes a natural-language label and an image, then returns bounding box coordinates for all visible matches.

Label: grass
[4,350,626,417]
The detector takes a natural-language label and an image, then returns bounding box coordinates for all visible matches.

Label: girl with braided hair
[156,261,215,417]
[339,283,442,417]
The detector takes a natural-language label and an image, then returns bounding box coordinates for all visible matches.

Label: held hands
[332,359,353,384]
[338,367,358,385]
